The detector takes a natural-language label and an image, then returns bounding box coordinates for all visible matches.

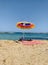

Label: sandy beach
[0,40,48,65]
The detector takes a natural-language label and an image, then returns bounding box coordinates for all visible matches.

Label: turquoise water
[0,32,48,40]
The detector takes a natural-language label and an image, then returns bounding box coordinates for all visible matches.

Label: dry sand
[0,40,48,65]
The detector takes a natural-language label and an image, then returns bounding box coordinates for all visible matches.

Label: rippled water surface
[0,32,48,40]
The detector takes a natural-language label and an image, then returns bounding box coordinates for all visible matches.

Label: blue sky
[0,0,48,33]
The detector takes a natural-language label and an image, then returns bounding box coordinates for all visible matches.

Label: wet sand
[0,40,48,65]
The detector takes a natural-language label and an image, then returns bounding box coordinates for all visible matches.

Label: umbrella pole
[23,30,24,40]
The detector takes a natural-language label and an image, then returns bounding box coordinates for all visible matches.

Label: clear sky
[0,0,48,33]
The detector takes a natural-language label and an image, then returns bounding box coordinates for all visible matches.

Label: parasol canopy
[16,22,35,29]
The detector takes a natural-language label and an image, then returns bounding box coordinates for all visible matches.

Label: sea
[0,32,48,40]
